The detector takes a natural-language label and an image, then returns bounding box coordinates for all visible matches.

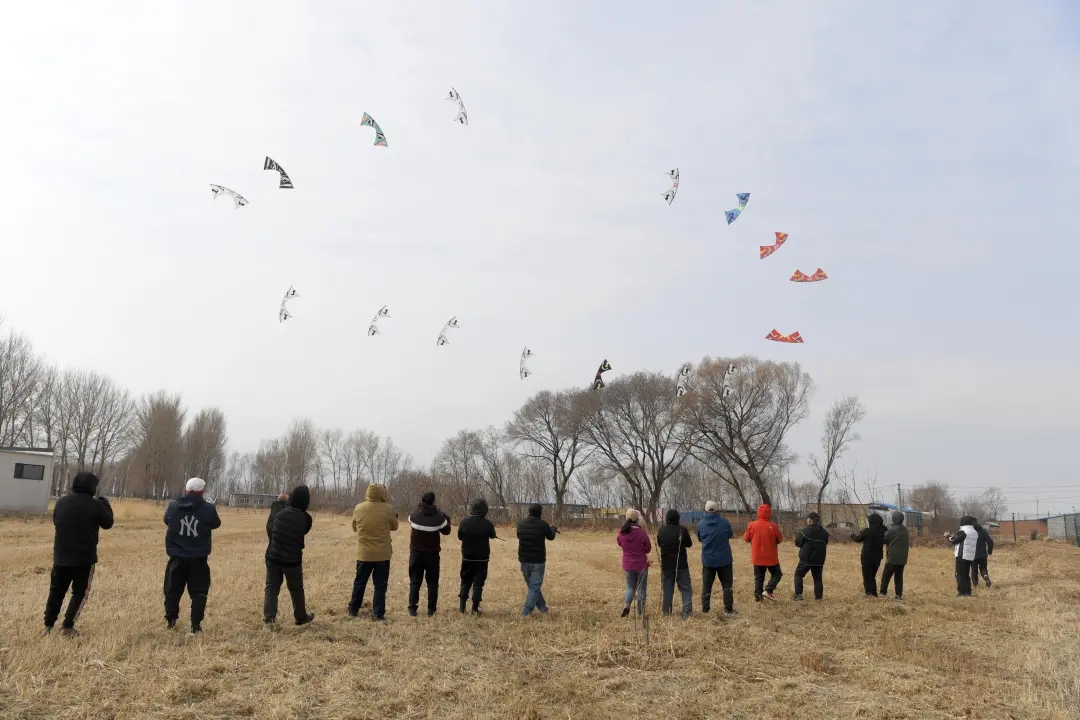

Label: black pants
[860,559,881,596]
[163,557,211,628]
[955,558,973,595]
[702,564,734,613]
[459,560,489,610]
[661,568,693,617]
[971,557,990,586]
[881,562,905,597]
[44,564,95,629]
[753,564,783,598]
[793,562,824,599]
[264,562,307,622]
[350,560,390,618]
[408,551,441,614]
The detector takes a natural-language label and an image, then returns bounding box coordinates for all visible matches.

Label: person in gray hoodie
[881,511,909,600]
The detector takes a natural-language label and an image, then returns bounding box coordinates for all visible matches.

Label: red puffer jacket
[743,504,784,566]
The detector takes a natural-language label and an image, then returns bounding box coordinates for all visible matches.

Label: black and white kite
[592,359,612,390]
[367,305,389,336]
[676,363,691,398]
[447,87,468,125]
[722,361,736,399]
[437,316,459,346]
[279,286,299,323]
[209,184,248,209]
[264,156,293,189]
[662,168,679,205]
[520,347,533,379]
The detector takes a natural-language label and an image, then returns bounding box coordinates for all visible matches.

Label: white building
[0,447,55,514]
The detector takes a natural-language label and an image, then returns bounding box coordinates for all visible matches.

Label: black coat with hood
[52,472,114,567]
[973,523,994,559]
[656,509,693,572]
[268,486,313,567]
[884,511,910,565]
[851,514,887,565]
[458,499,498,561]
[164,493,222,559]
[265,497,289,560]
[794,518,830,566]
[409,499,452,554]
[517,503,556,564]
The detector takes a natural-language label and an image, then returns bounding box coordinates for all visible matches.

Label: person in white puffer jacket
[946,516,979,596]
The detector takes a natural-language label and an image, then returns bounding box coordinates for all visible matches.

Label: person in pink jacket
[616,509,652,617]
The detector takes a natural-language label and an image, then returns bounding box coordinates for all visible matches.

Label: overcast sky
[2,1,1077,516]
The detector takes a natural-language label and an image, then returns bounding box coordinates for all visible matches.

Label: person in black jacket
[792,512,829,600]
[264,485,314,627]
[265,493,288,561]
[516,503,557,616]
[851,513,887,597]
[457,498,497,614]
[42,471,114,637]
[407,492,452,616]
[163,478,222,634]
[971,521,994,588]
[656,509,693,619]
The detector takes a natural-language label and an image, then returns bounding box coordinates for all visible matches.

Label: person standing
[457,498,497,614]
[163,478,221,634]
[407,492,451,616]
[697,501,737,616]
[971,521,994,588]
[851,513,887,597]
[792,511,829,601]
[617,509,652,618]
[516,503,557,616]
[881,510,909,600]
[656,509,693,619]
[265,493,289,562]
[42,471,114,637]
[349,484,398,621]
[264,485,315,626]
[744,504,784,601]
[946,515,979,597]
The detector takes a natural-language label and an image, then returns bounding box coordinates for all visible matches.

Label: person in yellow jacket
[348,484,398,620]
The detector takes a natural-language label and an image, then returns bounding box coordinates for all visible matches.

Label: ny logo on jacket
[179,516,199,537]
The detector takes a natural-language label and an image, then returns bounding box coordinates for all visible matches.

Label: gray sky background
[2,1,1077,515]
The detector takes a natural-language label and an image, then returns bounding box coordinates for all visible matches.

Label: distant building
[997,517,1048,540]
[0,447,55,514]
[229,492,281,509]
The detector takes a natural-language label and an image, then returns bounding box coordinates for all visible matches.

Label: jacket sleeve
[851,528,866,542]
[164,501,175,526]
[947,530,966,545]
[457,524,465,540]
[440,512,452,535]
[643,533,652,554]
[682,527,692,549]
[304,513,313,535]
[774,525,784,544]
[98,497,115,530]
[883,527,894,545]
[390,511,399,531]
[488,521,497,539]
[985,532,994,555]
[351,506,359,533]
[208,505,222,530]
[724,522,733,540]
[823,528,830,545]
[743,525,753,543]
[794,529,804,547]
[545,522,556,541]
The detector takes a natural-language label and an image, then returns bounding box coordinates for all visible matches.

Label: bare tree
[506,389,592,522]
[433,430,482,511]
[473,426,519,509]
[907,481,957,519]
[810,395,866,514]
[320,428,345,492]
[0,323,42,447]
[686,357,814,509]
[252,438,288,494]
[580,371,694,522]
[981,487,1007,520]
[183,408,229,491]
[359,433,410,488]
[134,391,187,498]
[284,419,320,487]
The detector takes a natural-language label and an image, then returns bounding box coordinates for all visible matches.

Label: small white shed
[0,447,55,514]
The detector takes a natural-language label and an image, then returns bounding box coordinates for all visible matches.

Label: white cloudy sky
[2,1,1077,515]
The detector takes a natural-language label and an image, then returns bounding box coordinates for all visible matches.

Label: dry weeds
[1,501,1077,719]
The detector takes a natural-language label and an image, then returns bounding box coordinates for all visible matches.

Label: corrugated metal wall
[1046,514,1079,542]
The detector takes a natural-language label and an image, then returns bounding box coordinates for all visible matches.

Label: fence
[1046,513,1080,545]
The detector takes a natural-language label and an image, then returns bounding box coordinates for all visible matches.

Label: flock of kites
[208,89,829,395]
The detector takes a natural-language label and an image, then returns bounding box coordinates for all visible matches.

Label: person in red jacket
[744,504,784,602]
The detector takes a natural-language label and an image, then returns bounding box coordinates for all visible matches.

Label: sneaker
[347,611,359,619]
[723,609,739,617]
[60,627,79,638]
[985,579,992,588]
[427,610,435,617]
[754,595,762,603]
[764,592,777,602]
[372,615,386,622]
[166,619,177,630]
[538,606,549,614]
[408,608,418,617]
[702,607,711,614]
[40,627,52,637]
[459,602,467,614]
[620,607,630,618]
[471,606,482,615]
[793,594,804,601]
[188,626,202,636]
[295,613,315,626]
[894,596,903,602]
[264,619,278,630]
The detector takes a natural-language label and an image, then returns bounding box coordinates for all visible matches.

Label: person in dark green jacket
[881,511,909,600]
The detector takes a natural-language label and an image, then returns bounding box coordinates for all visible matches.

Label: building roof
[0,446,56,456]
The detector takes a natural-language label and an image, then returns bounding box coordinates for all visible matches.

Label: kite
[263,157,293,189]
[592,359,612,390]
[790,268,829,283]
[765,329,803,344]
[760,232,788,259]
[722,361,736,399]
[209,184,248,209]
[725,193,750,224]
[437,316,459,346]
[279,286,299,323]
[361,112,388,147]
[447,87,468,125]
[676,363,691,397]
[520,347,533,379]
[662,168,679,205]
[367,305,389,336]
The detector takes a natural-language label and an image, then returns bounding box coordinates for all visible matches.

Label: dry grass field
[1,500,1078,720]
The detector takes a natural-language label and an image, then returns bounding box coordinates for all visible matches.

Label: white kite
[367,305,390,336]
[436,316,459,346]
[264,156,293,189]
[662,168,679,205]
[722,361,736,398]
[209,184,248,209]
[676,363,691,397]
[279,286,299,323]
[520,347,533,379]
[446,87,468,125]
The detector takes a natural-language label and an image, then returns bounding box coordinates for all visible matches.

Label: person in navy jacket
[696,501,737,615]
[163,478,221,634]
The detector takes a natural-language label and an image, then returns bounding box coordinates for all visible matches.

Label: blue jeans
[624,569,648,615]
[520,562,548,615]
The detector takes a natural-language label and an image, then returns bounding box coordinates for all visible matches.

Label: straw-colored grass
[1,500,1077,719]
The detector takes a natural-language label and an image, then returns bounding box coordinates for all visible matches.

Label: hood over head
[71,471,99,495]
[960,515,976,527]
[365,484,389,503]
[890,511,905,525]
[868,513,884,528]
[469,498,489,517]
[289,485,311,511]
[665,509,680,524]
[756,504,772,521]
[528,503,543,518]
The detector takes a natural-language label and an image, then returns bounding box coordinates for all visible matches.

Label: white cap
[185,478,206,493]
[705,501,718,512]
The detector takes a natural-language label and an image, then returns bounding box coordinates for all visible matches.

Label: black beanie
[528,503,543,518]
[289,485,311,511]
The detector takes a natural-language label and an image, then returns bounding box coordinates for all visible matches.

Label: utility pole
[1012,512,1017,544]
[897,483,903,508]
